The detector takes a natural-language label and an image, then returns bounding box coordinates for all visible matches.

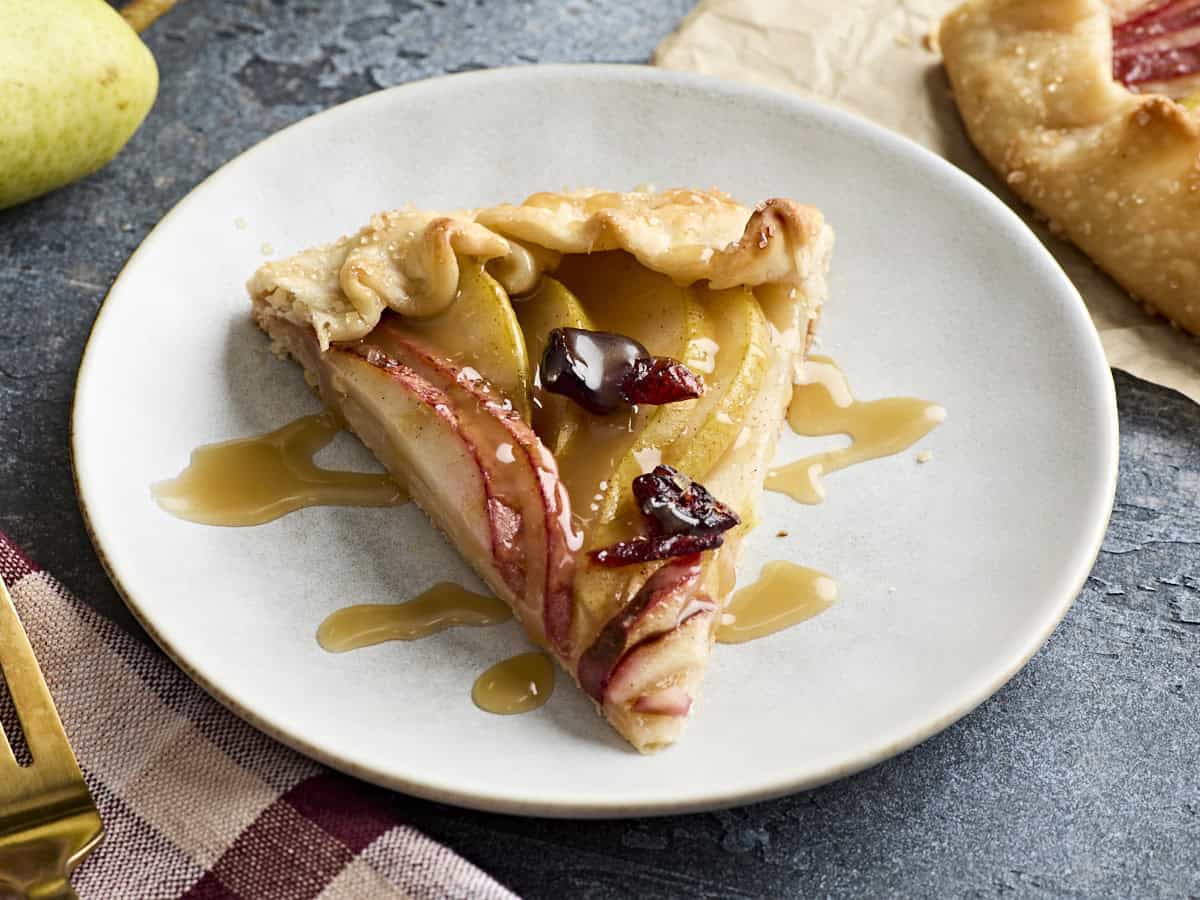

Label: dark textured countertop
[2,2,1198,897]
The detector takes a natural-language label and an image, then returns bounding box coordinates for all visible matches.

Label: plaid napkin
[0,533,518,900]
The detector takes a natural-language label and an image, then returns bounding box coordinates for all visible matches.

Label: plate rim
[71,63,1119,818]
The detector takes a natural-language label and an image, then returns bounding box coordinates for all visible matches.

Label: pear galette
[248,188,833,752]
[938,0,1200,336]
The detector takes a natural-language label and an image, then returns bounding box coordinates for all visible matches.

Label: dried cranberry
[632,465,741,537]
[621,357,704,406]
[590,466,741,567]
[541,328,704,415]
[590,533,725,567]
[541,327,647,415]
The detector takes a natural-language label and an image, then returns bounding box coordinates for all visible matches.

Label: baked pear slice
[514,275,595,456]
[249,188,833,752]
[259,315,579,649]
[552,250,696,530]
[404,261,533,422]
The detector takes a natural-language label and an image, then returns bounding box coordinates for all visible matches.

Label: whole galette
[939,0,1200,336]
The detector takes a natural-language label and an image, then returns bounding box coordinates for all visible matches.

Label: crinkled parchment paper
[656,0,1200,404]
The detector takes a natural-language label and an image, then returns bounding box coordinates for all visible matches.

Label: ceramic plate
[73,66,1117,817]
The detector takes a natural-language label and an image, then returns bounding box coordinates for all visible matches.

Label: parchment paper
[656,0,1200,405]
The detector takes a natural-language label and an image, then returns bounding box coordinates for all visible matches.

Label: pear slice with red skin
[1113,0,1200,92]
[605,605,715,718]
[347,344,532,602]
[576,554,711,701]
[261,319,525,608]
[364,315,581,654]
[633,686,693,717]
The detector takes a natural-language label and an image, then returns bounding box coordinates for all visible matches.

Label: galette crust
[248,187,832,752]
[938,0,1200,336]
[249,188,834,349]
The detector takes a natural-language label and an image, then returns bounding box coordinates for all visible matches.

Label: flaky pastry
[250,188,832,349]
[938,0,1200,335]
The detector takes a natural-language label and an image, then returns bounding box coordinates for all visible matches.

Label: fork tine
[0,576,83,783]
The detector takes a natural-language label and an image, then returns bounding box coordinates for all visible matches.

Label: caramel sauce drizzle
[717,561,838,644]
[153,413,407,526]
[471,652,555,715]
[157,351,929,703]
[767,356,945,504]
[317,583,512,652]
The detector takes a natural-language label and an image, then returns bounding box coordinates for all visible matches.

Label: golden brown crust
[249,209,511,348]
[938,0,1200,336]
[249,188,834,349]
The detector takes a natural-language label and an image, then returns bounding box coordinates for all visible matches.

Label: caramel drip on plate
[472,652,556,715]
[319,585,548,716]
[717,561,838,644]
[766,356,945,504]
[317,583,512,652]
[153,413,407,526]
[472,652,555,715]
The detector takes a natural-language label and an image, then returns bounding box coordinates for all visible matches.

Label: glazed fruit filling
[540,327,704,415]
[591,465,741,567]
[1113,0,1200,95]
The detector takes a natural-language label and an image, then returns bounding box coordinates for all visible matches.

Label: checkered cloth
[0,533,518,900]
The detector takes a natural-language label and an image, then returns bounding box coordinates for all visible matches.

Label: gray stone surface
[1,1,1197,896]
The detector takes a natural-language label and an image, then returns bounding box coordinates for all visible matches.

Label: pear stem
[120,0,180,33]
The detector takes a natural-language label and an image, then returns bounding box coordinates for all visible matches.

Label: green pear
[0,0,158,210]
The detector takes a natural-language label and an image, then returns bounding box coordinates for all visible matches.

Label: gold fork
[0,576,103,899]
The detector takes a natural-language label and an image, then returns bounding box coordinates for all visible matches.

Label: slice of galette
[248,188,833,752]
[938,0,1200,336]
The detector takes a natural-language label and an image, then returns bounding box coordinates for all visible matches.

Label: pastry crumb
[261,242,275,255]
[895,33,913,48]
[916,450,933,464]
[234,216,248,230]
[776,529,789,538]
[266,335,291,361]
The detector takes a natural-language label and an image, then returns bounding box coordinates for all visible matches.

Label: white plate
[73,66,1117,817]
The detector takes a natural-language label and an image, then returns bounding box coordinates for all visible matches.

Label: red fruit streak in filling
[1113,0,1200,88]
